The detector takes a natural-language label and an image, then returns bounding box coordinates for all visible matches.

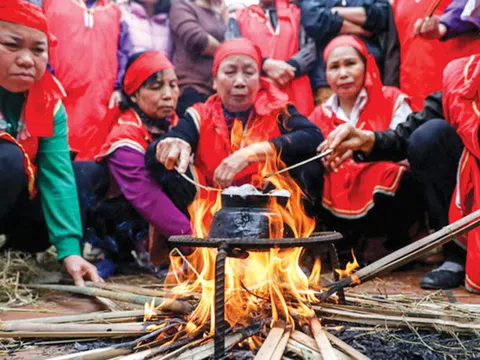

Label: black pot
[208,193,288,239]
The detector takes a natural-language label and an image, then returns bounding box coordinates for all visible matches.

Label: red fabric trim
[0,132,37,198]
[123,51,174,95]
[212,38,262,76]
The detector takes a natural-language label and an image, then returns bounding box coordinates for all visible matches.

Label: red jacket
[235,0,314,116]
[310,86,408,218]
[443,55,480,292]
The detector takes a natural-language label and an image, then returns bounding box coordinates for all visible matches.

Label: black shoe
[420,269,465,289]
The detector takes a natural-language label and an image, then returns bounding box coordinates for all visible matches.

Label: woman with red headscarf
[96,51,192,269]
[145,38,323,211]
[0,0,100,286]
[228,0,315,116]
[310,35,421,256]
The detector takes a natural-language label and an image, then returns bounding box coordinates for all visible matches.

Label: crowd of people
[0,0,479,295]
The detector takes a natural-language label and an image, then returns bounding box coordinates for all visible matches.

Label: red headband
[212,38,262,76]
[0,0,57,45]
[123,51,174,95]
[0,0,64,137]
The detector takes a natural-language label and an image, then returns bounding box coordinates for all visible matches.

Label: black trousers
[407,119,466,264]
[0,139,110,254]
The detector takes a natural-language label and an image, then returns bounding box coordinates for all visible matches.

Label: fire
[335,249,360,279]
[144,298,157,322]
[164,149,323,339]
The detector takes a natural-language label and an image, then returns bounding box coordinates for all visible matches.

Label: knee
[407,119,458,166]
[0,141,27,181]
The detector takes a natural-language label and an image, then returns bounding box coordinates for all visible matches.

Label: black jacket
[299,0,390,89]
[358,91,444,162]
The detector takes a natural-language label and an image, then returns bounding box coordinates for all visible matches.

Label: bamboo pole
[26,284,193,314]
[323,209,480,298]
[4,310,145,325]
[309,317,336,360]
[288,331,350,360]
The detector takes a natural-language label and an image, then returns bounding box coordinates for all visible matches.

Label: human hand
[262,59,296,88]
[317,123,375,171]
[63,255,103,287]
[155,138,192,173]
[108,90,122,109]
[213,148,253,188]
[414,16,447,39]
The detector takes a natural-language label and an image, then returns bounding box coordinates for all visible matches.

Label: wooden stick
[4,310,145,324]
[0,331,144,338]
[46,326,168,360]
[314,305,480,334]
[25,284,193,314]
[323,209,480,298]
[325,331,370,360]
[270,328,291,360]
[174,166,222,192]
[288,331,349,360]
[310,317,337,360]
[85,282,169,298]
[254,327,285,360]
[0,322,149,334]
[264,149,333,178]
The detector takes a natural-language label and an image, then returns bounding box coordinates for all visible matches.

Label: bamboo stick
[4,310,145,324]
[289,331,350,360]
[271,329,291,360]
[26,284,193,314]
[0,331,144,338]
[323,209,480,298]
[310,317,336,360]
[325,331,370,360]
[0,322,148,333]
[46,326,168,360]
[254,327,285,360]
[313,305,480,334]
[85,282,168,298]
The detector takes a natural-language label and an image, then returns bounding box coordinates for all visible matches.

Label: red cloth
[309,36,408,218]
[235,0,314,116]
[0,0,65,138]
[189,78,287,186]
[97,108,179,159]
[212,38,262,76]
[123,51,174,95]
[442,55,480,292]
[392,0,480,111]
[44,0,121,160]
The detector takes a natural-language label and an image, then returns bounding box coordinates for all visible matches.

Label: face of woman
[0,21,48,93]
[213,55,260,113]
[326,46,365,102]
[131,68,180,120]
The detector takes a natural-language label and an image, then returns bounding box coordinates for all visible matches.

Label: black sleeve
[358,91,444,162]
[362,0,390,33]
[286,41,317,77]
[145,112,200,171]
[270,105,324,160]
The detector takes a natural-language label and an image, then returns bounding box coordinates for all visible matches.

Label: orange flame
[308,257,322,291]
[335,249,360,279]
[165,149,322,337]
[143,298,157,322]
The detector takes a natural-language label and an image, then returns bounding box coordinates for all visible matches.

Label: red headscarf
[0,0,64,137]
[123,51,174,95]
[323,35,389,126]
[212,38,262,76]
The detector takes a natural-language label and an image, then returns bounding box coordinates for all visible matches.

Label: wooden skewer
[174,166,222,192]
[264,149,333,178]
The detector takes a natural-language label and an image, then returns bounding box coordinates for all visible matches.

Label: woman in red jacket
[310,36,421,258]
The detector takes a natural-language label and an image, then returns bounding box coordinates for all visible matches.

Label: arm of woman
[145,112,199,174]
[300,0,344,43]
[169,0,221,56]
[358,0,390,33]
[108,147,191,237]
[331,7,367,25]
[37,103,101,286]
